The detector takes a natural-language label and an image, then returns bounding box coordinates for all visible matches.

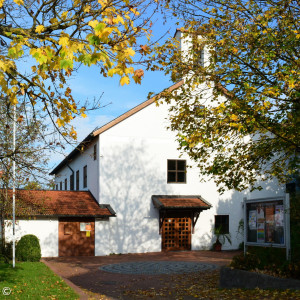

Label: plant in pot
[213,226,232,251]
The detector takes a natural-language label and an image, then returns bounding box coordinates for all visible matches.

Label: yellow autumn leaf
[57,118,64,127]
[120,76,130,86]
[230,114,239,121]
[59,36,69,47]
[125,48,135,57]
[84,5,91,13]
[10,95,18,105]
[114,15,125,25]
[130,8,140,16]
[0,0,4,8]
[61,11,68,20]
[13,0,23,5]
[35,25,45,34]
[88,20,99,29]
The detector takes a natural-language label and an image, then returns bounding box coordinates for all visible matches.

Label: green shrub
[230,252,260,271]
[16,234,41,262]
[230,247,300,279]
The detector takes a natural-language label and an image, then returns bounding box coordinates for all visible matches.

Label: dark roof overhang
[49,132,95,175]
[152,195,212,234]
[152,195,212,211]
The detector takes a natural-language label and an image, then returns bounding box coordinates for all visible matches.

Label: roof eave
[49,132,95,175]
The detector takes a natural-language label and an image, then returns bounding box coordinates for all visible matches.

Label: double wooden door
[59,218,95,256]
[162,217,191,251]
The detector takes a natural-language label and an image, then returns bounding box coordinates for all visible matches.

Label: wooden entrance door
[59,218,95,256]
[162,217,191,251]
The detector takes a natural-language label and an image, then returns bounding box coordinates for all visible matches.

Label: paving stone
[99,261,218,275]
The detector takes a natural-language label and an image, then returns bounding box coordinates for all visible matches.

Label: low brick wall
[219,267,300,290]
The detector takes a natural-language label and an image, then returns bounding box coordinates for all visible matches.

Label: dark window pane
[93,144,97,161]
[167,172,176,183]
[215,215,229,234]
[168,160,176,171]
[76,170,79,190]
[70,174,74,191]
[177,172,186,182]
[177,160,186,171]
[83,165,87,188]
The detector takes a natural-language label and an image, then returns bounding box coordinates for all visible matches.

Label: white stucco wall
[5,218,59,257]
[50,31,286,256]
[54,137,99,200]
[95,97,286,255]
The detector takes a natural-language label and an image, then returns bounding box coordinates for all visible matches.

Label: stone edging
[219,267,300,290]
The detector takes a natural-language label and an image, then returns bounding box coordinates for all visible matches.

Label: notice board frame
[243,194,290,260]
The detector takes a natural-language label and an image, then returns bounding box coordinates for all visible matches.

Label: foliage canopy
[162,0,299,193]
[0,0,157,139]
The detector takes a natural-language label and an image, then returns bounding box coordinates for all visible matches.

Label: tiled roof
[49,80,184,175]
[4,190,115,218]
[152,195,212,210]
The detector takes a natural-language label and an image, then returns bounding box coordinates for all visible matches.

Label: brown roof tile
[4,190,115,218]
[152,195,211,210]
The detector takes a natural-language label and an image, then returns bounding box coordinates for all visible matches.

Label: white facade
[50,30,286,256]
[5,218,59,257]
[54,137,99,197]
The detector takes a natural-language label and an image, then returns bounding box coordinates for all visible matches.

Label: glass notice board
[246,199,285,245]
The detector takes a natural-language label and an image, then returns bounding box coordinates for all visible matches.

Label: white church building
[4,30,286,257]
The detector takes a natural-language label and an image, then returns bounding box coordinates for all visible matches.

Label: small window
[167,160,186,183]
[193,46,205,67]
[60,182,62,190]
[64,178,67,190]
[76,170,79,191]
[215,215,229,234]
[83,165,87,188]
[93,144,97,161]
[56,184,58,190]
[70,174,74,191]
[64,224,72,235]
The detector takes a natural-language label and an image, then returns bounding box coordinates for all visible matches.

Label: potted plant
[213,226,232,251]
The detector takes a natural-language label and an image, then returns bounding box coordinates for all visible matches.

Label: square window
[215,215,229,234]
[167,160,187,183]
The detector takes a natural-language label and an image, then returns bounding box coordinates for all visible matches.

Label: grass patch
[0,262,79,299]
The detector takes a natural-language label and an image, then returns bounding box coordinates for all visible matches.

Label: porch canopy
[152,195,212,233]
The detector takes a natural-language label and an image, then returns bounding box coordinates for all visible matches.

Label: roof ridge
[50,80,184,175]
[92,80,183,137]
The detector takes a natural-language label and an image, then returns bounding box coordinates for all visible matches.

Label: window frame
[214,215,229,234]
[83,165,87,188]
[167,159,187,184]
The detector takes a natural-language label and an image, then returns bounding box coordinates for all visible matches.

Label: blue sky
[49,20,178,171]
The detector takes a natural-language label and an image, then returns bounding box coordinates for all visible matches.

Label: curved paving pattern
[100,261,218,275]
